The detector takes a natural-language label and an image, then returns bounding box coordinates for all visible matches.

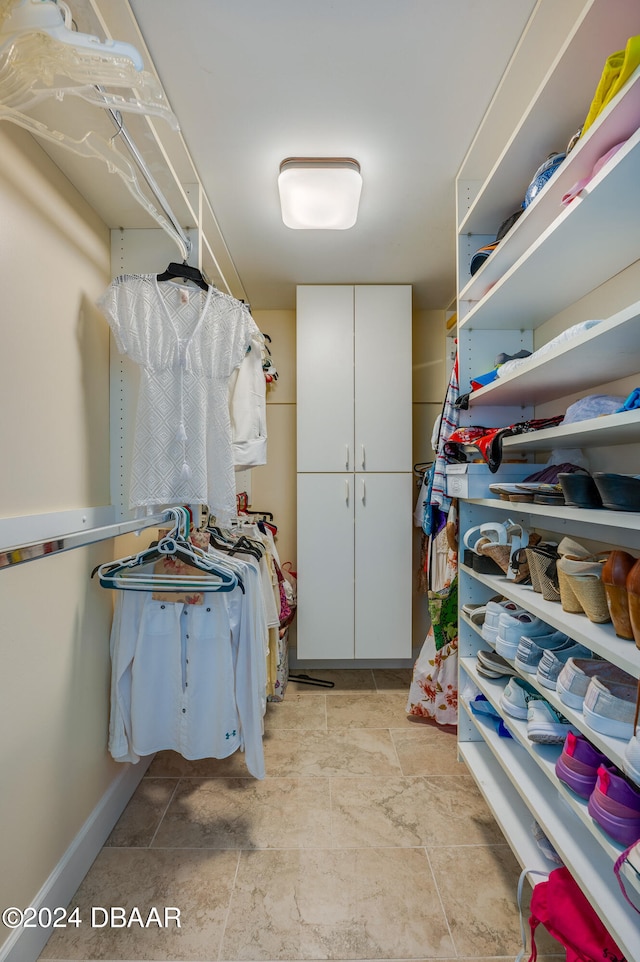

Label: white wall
[0,123,123,956]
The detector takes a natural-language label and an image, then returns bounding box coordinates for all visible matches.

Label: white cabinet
[296,285,412,473]
[454,4,640,959]
[296,285,413,661]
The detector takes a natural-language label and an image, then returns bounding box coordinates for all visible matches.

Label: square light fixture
[278,157,362,229]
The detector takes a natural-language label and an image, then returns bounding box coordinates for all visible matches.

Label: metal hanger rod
[106,105,192,260]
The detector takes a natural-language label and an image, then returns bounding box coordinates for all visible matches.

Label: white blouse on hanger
[98,274,262,521]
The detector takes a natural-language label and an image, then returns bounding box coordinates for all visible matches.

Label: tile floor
[39,668,561,962]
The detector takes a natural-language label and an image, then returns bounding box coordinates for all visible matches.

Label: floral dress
[406,518,458,726]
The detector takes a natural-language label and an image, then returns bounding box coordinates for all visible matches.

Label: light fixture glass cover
[278,157,362,229]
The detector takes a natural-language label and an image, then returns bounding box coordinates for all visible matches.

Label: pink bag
[527,867,626,962]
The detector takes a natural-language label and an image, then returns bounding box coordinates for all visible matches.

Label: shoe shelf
[459,564,640,679]
[467,299,640,408]
[461,655,634,800]
[459,711,640,962]
[463,499,640,552]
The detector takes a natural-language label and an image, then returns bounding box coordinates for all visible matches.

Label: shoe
[592,472,640,512]
[557,472,603,509]
[583,677,638,739]
[627,558,640,652]
[535,641,592,690]
[555,731,609,798]
[527,700,578,745]
[495,612,553,659]
[556,657,635,710]
[500,676,545,720]
[554,539,597,614]
[587,762,640,845]
[623,681,640,785]
[531,820,563,864]
[514,632,572,675]
[556,554,611,623]
[601,550,635,640]
[477,649,518,677]
[481,600,526,647]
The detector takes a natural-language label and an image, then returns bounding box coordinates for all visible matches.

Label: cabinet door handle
[345,444,350,470]
[361,478,366,503]
[345,479,350,504]
[360,444,366,469]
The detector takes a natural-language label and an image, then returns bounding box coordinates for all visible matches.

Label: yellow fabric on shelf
[581,35,640,137]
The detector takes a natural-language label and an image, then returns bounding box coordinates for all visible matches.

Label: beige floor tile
[372,668,413,690]
[262,728,402,776]
[428,845,560,958]
[390,724,465,776]
[39,848,238,961]
[286,669,376,693]
[147,749,254,778]
[151,777,332,850]
[326,691,412,729]
[264,693,327,730]
[104,778,178,848]
[220,848,455,960]
[330,775,503,849]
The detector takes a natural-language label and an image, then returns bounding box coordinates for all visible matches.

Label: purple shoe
[587,762,640,846]
[555,731,608,799]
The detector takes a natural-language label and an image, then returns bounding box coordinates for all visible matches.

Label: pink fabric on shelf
[561,140,627,205]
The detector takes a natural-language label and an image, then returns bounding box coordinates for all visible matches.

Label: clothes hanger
[93,507,243,593]
[156,261,209,292]
[0,1,177,125]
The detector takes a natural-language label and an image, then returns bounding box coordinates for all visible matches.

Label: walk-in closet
[1,2,639,961]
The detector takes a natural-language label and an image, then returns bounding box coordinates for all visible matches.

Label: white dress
[98,274,261,520]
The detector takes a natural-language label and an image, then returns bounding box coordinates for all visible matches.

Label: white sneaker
[500,676,545,720]
[527,700,578,745]
[481,600,526,648]
[495,612,552,660]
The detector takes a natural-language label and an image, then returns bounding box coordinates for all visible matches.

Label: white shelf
[459,723,640,962]
[458,7,640,236]
[501,409,640,452]
[469,301,640,408]
[459,128,640,332]
[464,498,640,552]
[459,564,640,678]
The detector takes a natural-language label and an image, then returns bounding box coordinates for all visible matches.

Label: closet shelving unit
[455,2,640,959]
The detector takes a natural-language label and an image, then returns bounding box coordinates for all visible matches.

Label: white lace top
[99,274,261,520]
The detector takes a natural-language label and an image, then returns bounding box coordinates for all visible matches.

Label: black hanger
[157,261,209,292]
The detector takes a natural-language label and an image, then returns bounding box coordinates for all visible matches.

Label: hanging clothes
[406,514,459,726]
[229,334,268,469]
[108,554,268,779]
[98,275,263,521]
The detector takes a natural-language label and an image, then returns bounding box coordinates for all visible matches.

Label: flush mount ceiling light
[278,157,362,229]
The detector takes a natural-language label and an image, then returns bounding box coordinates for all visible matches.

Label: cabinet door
[354,286,412,472]
[354,472,413,659]
[296,472,355,660]
[296,286,355,472]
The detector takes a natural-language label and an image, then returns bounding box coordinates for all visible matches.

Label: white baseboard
[0,759,150,962]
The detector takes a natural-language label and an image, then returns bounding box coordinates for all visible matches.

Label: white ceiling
[126,0,540,311]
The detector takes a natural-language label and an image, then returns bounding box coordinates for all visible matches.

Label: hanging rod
[0,512,170,571]
[105,101,192,261]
